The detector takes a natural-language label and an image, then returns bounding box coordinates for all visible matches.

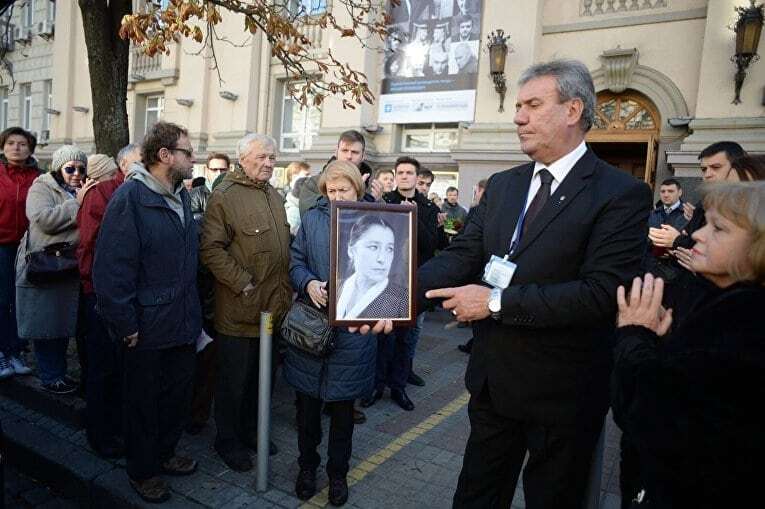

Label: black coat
[611,284,765,508]
[382,189,444,266]
[417,149,652,429]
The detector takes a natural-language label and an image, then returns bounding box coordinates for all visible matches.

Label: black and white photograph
[329,201,417,326]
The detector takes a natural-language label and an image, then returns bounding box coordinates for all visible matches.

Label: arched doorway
[587,91,661,187]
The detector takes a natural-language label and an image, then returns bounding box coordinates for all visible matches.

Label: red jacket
[76,172,125,294]
[0,158,41,244]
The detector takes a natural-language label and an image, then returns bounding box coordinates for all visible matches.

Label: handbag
[280,299,336,358]
[24,231,79,285]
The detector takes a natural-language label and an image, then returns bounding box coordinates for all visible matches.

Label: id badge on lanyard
[482,254,516,290]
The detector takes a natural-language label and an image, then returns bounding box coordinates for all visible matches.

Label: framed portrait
[329,201,417,327]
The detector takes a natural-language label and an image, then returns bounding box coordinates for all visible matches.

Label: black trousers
[83,294,123,446]
[374,328,409,391]
[190,338,216,427]
[124,343,195,481]
[296,391,354,478]
[453,383,600,509]
[214,334,277,450]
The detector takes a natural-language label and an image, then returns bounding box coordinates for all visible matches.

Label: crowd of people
[0,57,763,509]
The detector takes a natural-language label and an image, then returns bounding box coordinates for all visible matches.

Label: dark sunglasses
[171,147,193,158]
[62,166,86,175]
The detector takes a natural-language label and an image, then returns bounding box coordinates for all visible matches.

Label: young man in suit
[418,60,652,508]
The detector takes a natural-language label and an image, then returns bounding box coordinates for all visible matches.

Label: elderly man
[94,124,201,503]
[200,134,292,472]
[417,60,652,508]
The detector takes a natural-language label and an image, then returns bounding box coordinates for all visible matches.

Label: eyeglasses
[62,166,86,175]
[171,147,194,158]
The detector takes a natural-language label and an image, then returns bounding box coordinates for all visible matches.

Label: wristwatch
[488,287,502,320]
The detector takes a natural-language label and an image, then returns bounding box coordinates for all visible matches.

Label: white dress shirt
[509,140,588,249]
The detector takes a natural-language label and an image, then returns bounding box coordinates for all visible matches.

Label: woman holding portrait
[286,160,379,507]
[612,181,765,508]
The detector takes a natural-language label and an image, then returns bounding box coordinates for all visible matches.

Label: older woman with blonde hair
[286,160,379,506]
[611,181,765,509]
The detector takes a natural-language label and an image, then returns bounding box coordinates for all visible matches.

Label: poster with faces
[380,0,483,123]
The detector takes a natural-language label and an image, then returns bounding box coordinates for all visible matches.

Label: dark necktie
[522,168,554,236]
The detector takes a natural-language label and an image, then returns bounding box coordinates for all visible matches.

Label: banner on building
[379,0,483,124]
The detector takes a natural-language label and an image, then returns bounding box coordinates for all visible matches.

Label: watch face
[489,297,500,312]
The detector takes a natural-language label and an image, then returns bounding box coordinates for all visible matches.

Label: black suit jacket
[417,149,652,429]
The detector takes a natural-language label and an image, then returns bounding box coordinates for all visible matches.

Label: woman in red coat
[0,127,39,379]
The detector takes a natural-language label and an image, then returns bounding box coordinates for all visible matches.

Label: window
[42,80,52,136]
[24,0,34,28]
[401,124,458,153]
[0,88,8,130]
[46,0,55,21]
[288,0,327,16]
[280,83,321,152]
[144,94,164,135]
[21,83,32,130]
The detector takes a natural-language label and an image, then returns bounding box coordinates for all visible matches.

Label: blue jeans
[33,338,69,385]
[0,243,22,357]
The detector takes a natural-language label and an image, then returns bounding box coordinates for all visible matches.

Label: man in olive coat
[200,134,292,472]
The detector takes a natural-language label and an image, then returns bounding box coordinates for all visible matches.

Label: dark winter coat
[285,197,377,402]
[612,283,765,508]
[93,178,202,350]
[382,189,445,266]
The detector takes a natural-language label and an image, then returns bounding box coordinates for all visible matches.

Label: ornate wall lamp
[487,30,511,112]
[732,0,764,104]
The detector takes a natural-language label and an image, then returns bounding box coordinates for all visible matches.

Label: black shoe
[295,467,317,500]
[242,437,279,456]
[407,371,425,387]
[458,338,474,354]
[215,444,253,472]
[328,476,349,506]
[390,389,414,411]
[353,407,366,424]
[360,387,384,408]
[42,379,77,395]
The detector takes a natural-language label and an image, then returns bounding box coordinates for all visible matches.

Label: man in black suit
[418,60,652,508]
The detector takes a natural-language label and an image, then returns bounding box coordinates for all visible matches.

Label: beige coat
[15,172,81,339]
[200,168,292,338]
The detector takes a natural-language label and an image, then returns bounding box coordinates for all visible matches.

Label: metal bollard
[256,311,273,492]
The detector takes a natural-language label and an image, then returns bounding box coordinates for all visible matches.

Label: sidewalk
[1,310,623,508]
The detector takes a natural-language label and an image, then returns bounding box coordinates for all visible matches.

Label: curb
[0,375,85,429]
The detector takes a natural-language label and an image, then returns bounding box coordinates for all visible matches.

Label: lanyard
[507,203,530,257]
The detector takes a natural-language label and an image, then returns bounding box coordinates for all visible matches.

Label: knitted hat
[51,145,88,173]
[87,154,118,180]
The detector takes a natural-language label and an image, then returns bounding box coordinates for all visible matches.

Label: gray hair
[116,143,140,167]
[236,133,276,160]
[518,59,596,132]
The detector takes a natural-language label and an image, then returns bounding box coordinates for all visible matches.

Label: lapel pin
[559,196,566,201]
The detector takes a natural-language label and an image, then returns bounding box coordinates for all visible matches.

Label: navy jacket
[93,180,202,350]
[285,197,377,401]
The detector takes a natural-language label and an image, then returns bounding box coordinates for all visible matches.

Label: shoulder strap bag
[280,299,336,358]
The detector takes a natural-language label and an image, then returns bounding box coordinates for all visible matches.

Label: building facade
[0,0,56,146]
[32,1,765,206]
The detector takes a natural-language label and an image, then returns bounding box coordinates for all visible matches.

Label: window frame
[401,123,459,153]
[143,94,164,136]
[0,88,8,130]
[288,0,328,17]
[24,0,35,28]
[279,82,321,153]
[21,83,32,131]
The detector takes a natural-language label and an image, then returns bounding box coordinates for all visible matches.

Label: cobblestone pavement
[3,463,77,508]
[1,310,623,508]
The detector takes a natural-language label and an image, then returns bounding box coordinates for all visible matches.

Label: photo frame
[329,201,417,327]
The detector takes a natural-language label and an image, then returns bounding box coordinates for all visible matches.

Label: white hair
[236,133,276,160]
